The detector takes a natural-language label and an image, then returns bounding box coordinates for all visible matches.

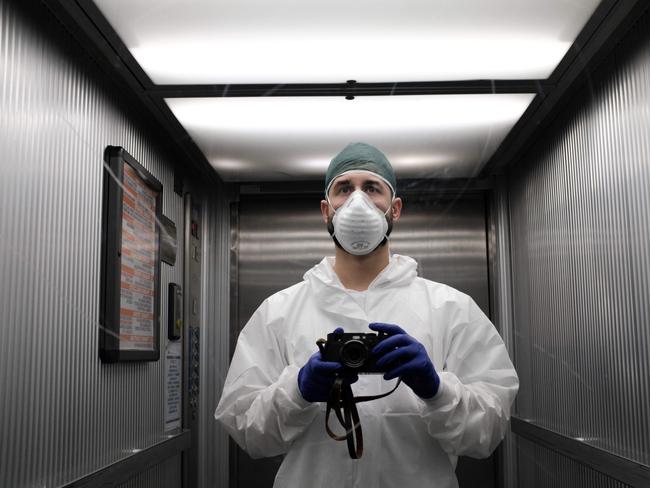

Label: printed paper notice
[165,342,182,431]
[119,163,157,350]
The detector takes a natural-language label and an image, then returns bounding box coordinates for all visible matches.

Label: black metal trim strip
[40,0,220,185]
[74,0,154,89]
[482,0,650,176]
[59,430,191,488]
[235,177,494,196]
[546,0,619,84]
[511,417,650,488]
[149,80,547,98]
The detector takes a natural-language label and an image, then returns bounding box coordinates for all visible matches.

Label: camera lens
[340,340,368,369]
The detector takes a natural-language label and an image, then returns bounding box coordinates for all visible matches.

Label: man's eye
[365,186,378,193]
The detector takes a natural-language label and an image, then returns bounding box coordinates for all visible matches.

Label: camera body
[320,331,390,373]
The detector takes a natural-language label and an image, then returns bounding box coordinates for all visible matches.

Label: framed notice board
[100,146,162,362]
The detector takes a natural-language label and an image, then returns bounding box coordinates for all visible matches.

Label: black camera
[319,331,390,373]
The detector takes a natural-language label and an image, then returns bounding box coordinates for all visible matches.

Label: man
[215,142,519,488]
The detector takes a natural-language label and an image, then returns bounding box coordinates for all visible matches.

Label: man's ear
[391,197,403,221]
[320,200,330,224]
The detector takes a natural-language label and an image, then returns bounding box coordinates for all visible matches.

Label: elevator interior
[1,1,650,488]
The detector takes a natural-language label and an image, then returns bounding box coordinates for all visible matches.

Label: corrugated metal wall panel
[0,1,189,486]
[509,4,650,473]
[516,438,631,488]
[198,187,231,488]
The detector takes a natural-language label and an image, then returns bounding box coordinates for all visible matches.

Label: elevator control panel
[183,195,203,488]
[189,326,200,420]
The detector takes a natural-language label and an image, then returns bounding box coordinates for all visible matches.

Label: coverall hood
[304,254,418,292]
[302,255,418,323]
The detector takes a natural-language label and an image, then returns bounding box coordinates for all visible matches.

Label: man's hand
[370,322,440,399]
[298,328,358,402]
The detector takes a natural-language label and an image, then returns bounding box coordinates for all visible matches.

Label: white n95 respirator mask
[331,190,391,255]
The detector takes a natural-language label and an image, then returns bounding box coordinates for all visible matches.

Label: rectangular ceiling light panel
[94,0,601,84]
[165,94,535,181]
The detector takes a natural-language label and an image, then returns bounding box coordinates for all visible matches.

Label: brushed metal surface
[117,454,182,488]
[232,191,493,488]
[62,432,189,488]
[512,417,650,487]
[517,438,631,488]
[0,1,185,486]
[509,4,650,474]
[392,192,490,312]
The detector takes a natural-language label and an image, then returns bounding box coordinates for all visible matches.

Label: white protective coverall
[215,254,518,488]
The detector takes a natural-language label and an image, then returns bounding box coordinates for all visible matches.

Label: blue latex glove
[370,322,440,399]
[298,328,359,402]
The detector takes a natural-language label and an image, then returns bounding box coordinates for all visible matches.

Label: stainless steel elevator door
[231,191,494,488]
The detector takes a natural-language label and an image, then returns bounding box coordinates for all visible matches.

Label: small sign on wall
[100,146,162,362]
[165,341,182,431]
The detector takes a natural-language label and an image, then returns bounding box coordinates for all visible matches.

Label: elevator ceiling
[69,0,613,182]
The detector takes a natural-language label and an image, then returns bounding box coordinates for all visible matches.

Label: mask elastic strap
[326,194,335,214]
[380,197,395,243]
[384,196,395,217]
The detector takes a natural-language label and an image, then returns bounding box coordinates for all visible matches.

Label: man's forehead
[331,172,387,187]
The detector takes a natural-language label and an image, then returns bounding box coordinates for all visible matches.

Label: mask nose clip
[328,190,393,215]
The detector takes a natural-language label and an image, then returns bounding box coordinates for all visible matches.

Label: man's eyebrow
[332,178,351,188]
[331,177,386,189]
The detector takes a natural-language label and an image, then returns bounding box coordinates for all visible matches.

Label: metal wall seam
[0,1,187,487]
[198,184,231,488]
[508,6,650,484]
[488,176,518,488]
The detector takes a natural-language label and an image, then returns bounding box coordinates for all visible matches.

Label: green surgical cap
[325,142,396,196]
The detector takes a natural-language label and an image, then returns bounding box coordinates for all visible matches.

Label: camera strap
[324,376,401,459]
